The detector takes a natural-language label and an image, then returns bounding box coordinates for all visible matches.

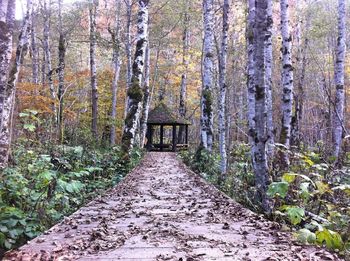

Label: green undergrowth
[0,143,143,252]
[180,143,350,258]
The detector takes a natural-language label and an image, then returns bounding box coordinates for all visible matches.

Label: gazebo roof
[147,103,190,125]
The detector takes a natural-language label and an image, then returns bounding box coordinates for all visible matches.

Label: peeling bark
[139,45,150,147]
[121,0,149,154]
[30,6,39,85]
[200,0,214,152]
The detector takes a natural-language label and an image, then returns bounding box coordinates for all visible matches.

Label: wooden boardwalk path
[4,153,340,261]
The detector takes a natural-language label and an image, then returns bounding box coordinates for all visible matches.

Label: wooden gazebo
[145,103,190,151]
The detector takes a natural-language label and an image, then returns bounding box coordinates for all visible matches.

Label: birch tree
[89,0,98,139]
[57,0,66,142]
[266,0,274,156]
[123,0,133,127]
[30,5,39,85]
[0,0,16,168]
[178,0,190,144]
[110,0,122,146]
[42,0,56,116]
[218,0,229,177]
[139,45,150,146]
[121,0,149,153]
[279,0,294,166]
[251,0,272,213]
[200,0,214,152]
[333,0,346,161]
[247,0,255,147]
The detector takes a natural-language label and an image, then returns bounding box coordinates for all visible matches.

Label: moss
[127,84,143,102]
[202,89,213,115]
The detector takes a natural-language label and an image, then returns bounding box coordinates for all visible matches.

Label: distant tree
[89,0,98,140]
[109,0,123,146]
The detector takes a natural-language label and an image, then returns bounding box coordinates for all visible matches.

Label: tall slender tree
[218,0,229,177]
[30,5,39,85]
[178,0,190,144]
[333,0,346,161]
[251,0,272,213]
[89,0,98,140]
[121,0,149,154]
[57,0,66,142]
[279,0,294,166]
[42,0,56,117]
[109,0,122,146]
[0,0,16,168]
[200,0,214,152]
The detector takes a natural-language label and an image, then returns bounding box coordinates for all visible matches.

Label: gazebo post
[185,124,188,145]
[172,125,177,152]
[160,124,164,151]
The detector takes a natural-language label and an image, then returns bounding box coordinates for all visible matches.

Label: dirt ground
[4,152,342,261]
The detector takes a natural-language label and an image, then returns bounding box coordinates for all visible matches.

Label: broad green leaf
[23,124,36,132]
[299,182,311,200]
[316,228,343,250]
[267,182,289,198]
[296,228,316,244]
[285,206,305,225]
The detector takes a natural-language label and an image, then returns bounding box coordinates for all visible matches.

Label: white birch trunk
[247,0,255,147]
[218,0,229,176]
[43,0,56,116]
[200,0,214,152]
[252,0,272,213]
[139,45,150,147]
[89,0,98,139]
[123,0,132,128]
[121,0,149,153]
[266,0,274,157]
[279,0,294,166]
[30,6,39,85]
[1,0,32,167]
[333,0,346,160]
[0,0,16,168]
[110,0,122,146]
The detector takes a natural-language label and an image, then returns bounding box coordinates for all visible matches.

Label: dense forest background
[0,0,350,258]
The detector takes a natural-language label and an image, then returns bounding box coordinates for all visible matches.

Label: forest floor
[4,152,342,261]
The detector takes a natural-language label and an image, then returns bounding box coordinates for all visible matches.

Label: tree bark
[0,0,16,168]
[30,5,39,85]
[89,0,98,140]
[252,0,272,213]
[123,0,133,129]
[266,0,274,157]
[121,0,149,154]
[43,0,56,116]
[218,0,229,177]
[200,0,214,152]
[139,44,150,147]
[333,0,346,161]
[178,0,190,144]
[110,0,122,146]
[279,0,294,166]
[57,0,66,142]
